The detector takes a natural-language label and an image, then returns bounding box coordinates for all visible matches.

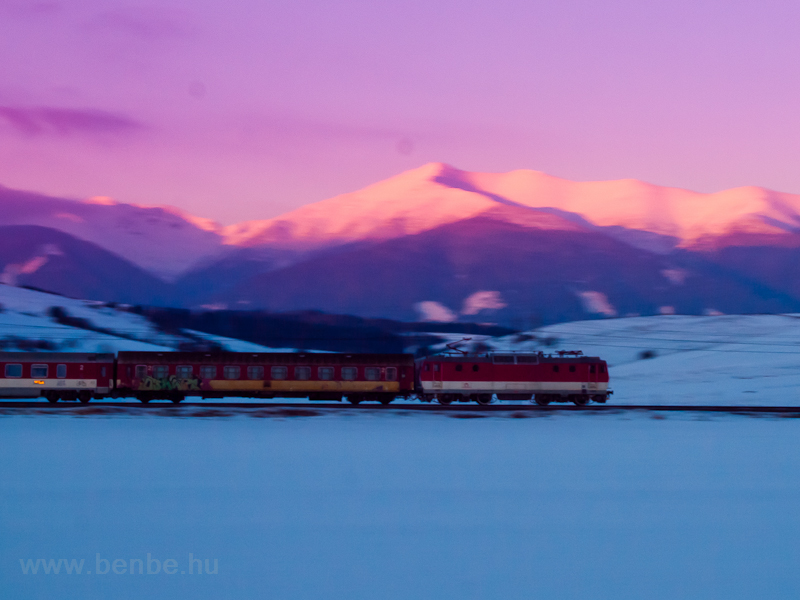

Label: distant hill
[0,185,223,279]
[0,225,172,305]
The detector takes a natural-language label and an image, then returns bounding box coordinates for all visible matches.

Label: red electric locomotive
[416,351,611,405]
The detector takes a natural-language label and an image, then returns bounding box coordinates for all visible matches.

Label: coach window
[386,367,397,381]
[365,367,380,381]
[248,366,265,380]
[176,365,193,379]
[590,365,596,374]
[101,367,107,377]
[424,364,430,371]
[200,366,217,379]
[295,367,311,380]
[153,365,169,379]
[271,366,288,380]
[5,364,21,378]
[600,365,606,373]
[31,364,48,378]
[553,365,560,373]
[455,364,463,372]
[472,364,479,372]
[318,367,334,380]
[56,364,67,379]
[224,366,241,379]
[433,364,439,372]
[135,365,147,379]
[569,365,576,373]
[341,367,357,381]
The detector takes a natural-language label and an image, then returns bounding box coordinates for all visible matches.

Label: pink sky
[1,0,799,225]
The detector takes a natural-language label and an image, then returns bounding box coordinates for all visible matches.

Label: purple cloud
[0,106,145,137]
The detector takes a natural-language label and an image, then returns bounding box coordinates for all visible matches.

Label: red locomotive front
[416,351,611,405]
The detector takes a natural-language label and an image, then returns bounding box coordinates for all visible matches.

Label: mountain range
[5,163,800,325]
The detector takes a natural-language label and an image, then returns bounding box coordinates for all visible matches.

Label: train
[0,349,611,406]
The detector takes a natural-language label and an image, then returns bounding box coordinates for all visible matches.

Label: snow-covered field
[3,409,800,599]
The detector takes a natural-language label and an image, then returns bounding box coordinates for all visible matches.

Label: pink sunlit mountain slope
[224,163,800,252]
[223,163,509,248]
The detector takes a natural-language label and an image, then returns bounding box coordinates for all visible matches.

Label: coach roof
[116,351,415,365]
[0,353,114,362]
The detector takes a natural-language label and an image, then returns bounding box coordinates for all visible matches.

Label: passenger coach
[116,351,416,404]
[0,352,114,403]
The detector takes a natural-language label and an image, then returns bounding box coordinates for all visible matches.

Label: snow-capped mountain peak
[221,163,800,250]
[221,162,587,248]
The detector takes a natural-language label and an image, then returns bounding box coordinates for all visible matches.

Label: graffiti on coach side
[137,375,203,391]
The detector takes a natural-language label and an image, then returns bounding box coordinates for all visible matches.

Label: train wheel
[534,395,551,406]
[475,394,492,405]
[46,392,59,404]
[348,396,362,405]
[571,394,589,406]
[78,391,91,404]
[379,396,393,405]
[138,396,151,404]
[170,394,184,404]
[438,394,453,405]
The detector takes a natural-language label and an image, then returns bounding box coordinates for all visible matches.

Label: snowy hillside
[0,285,276,353]
[450,314,800,406]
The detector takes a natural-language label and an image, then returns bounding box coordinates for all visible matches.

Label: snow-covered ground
[3,410,800,599]
[448,314,800,406]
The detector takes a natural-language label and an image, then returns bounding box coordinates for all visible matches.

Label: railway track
[1,401,800,415]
